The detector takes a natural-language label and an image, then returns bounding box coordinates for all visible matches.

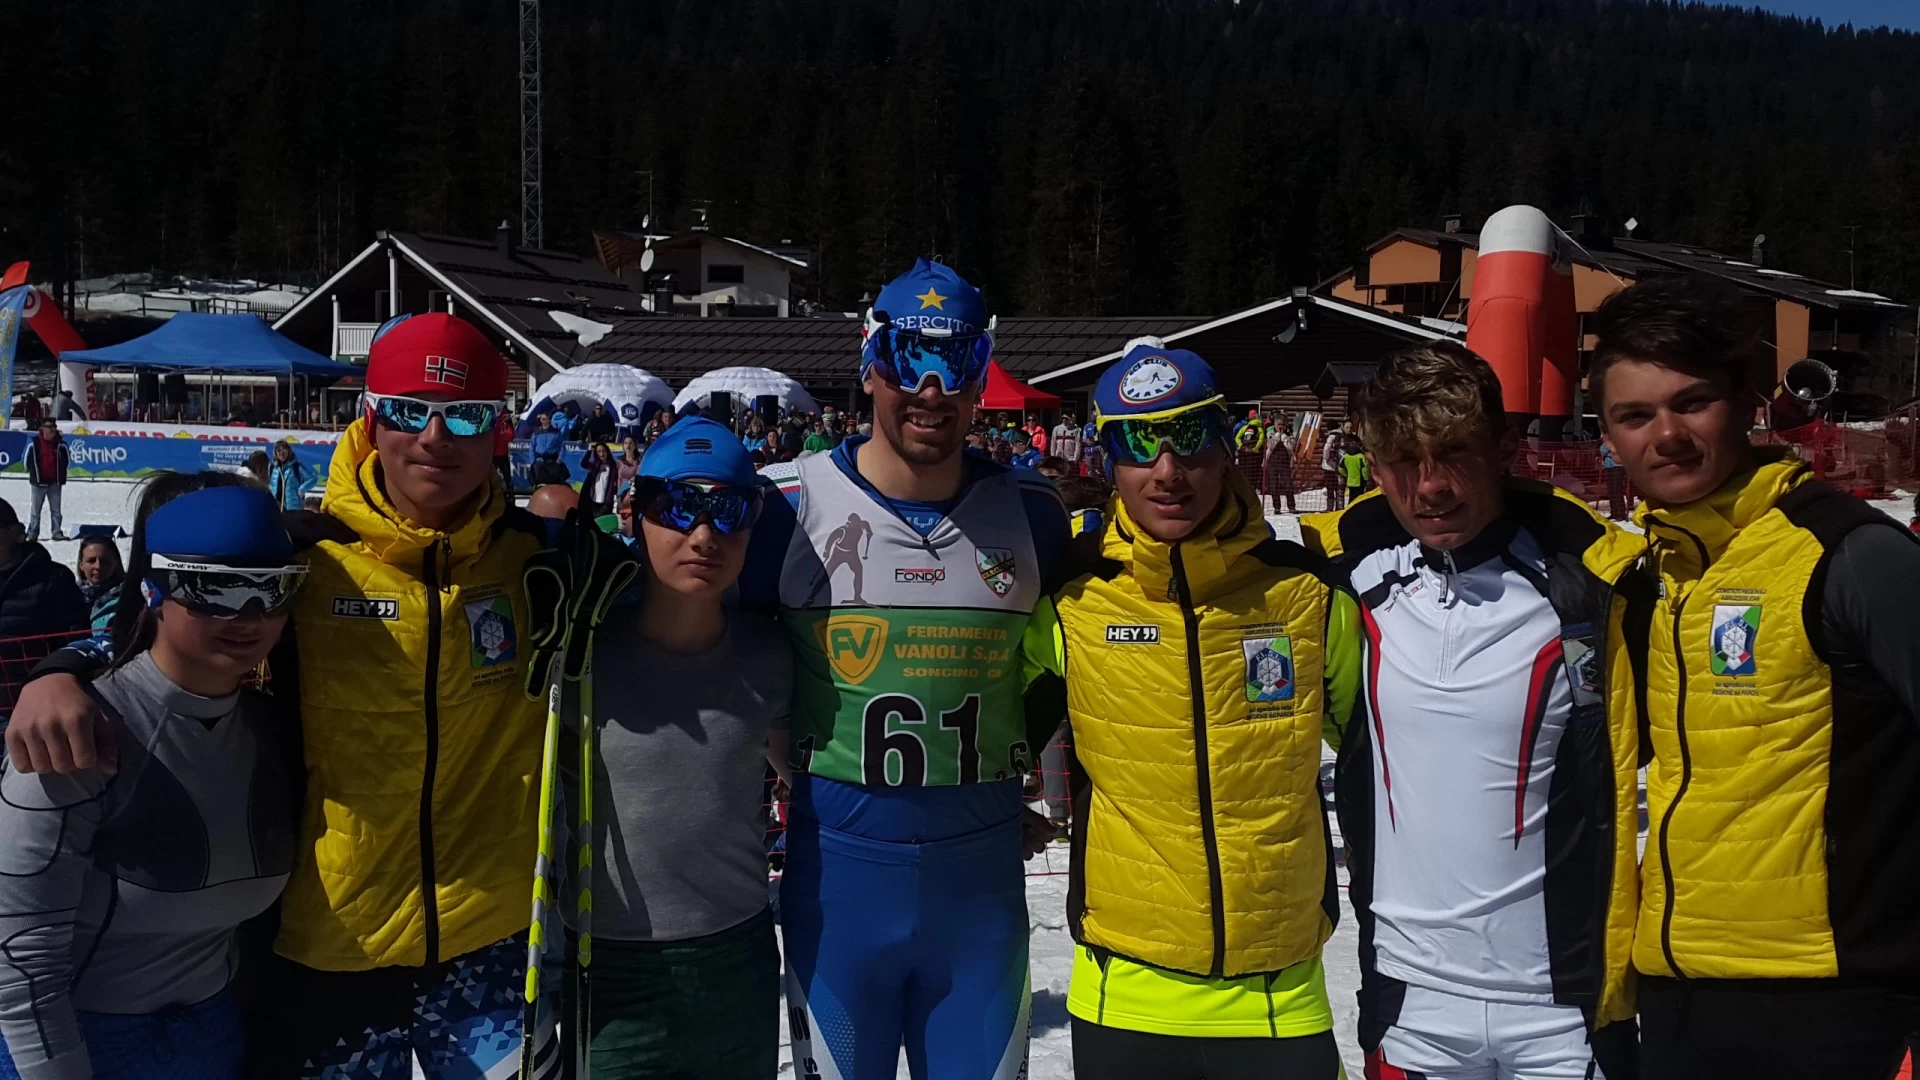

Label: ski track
[24,477,1904,1080]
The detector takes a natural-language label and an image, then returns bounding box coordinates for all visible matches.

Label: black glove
[523,509,640,699]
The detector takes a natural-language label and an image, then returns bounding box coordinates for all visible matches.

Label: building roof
[586,315,1211,386]
[593,231,811,276]
[273,231,646,374]
[1332,226,1911,313]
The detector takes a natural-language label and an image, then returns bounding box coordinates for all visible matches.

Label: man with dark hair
[1592,274,1920,1080]
[24,419,69,542]
[1301,340,1643,1080]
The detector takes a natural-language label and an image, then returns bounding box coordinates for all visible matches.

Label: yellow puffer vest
[275,419,546,971]
[1051,474,1336,978]
[1633,451,1846,980]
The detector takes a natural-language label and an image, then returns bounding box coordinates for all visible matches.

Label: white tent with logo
[516,363,673,437]
[671,366,820,416]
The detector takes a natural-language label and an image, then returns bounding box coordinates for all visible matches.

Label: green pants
[578,908,780,1080]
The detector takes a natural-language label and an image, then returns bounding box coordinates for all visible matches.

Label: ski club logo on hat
[976,546,1016,598]
[1243,634,1296,707]
[1709,603,1761,678]
[1118,354,1184,405]
[467,594,517,669]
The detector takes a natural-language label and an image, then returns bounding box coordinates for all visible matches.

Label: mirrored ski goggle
[1098,404,1230,465]
[860,323,994,396]
[633,479,766,536]
[363,392,503,437]
[149,554,307,618]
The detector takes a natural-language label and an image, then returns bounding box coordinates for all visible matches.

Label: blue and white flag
[0,287,26,427]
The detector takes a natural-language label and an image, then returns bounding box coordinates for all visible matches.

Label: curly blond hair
[1350,341,1507,462]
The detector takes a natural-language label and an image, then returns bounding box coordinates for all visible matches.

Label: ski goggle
[1098,403,1231,465]
[363,392,503,438]
[148,554,307,619]
[633,479,766,536]
[860,319,994,396]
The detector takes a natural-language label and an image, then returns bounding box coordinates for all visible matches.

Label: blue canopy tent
[62,313,359,425]
[63,313,354,377]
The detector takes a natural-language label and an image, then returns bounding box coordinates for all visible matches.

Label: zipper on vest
[1170,544,1228,978]
[420,542,444,965]
[1646,517,1708,981]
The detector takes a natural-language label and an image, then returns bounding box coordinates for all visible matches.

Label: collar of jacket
[1632,446,1807,572]
[321,418,505,562]
[1103,469,1265,604]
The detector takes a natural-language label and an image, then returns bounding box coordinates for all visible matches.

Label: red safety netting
[0,631,95,719]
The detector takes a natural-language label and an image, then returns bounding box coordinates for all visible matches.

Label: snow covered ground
[18,476,1915,1079]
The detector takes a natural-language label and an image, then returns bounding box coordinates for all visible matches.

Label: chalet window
[706,263,746,284]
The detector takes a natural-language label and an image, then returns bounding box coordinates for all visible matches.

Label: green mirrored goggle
[1099,408,1224,464]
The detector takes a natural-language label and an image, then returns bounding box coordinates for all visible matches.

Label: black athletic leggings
[1070,1017,1342,1080]
[1638,975,1920,1080]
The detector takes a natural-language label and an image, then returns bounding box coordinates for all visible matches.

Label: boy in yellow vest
[1025,343,1360,1079]
[1591,275,1920,1080]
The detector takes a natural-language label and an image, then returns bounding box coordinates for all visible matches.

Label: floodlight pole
[519,0,544,250]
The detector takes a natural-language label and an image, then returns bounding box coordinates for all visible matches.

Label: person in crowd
[741,416,770,459]
[0,482,305,1080]
[531,411,565,464]
[1586,275,1920,1080]
[802,418,836,455]
[739,258,1067,1080]
[1050,411,1083,472]
[559,401,586,443]
[1300,342,1644,1080]
[1009,429,1042,470]
[25,419,70,542]
[990,436,1014,466]
[616,435,644,487]
[778,418,806,461]
[1034,456,1069,480]
[553,418,791,1078]
[1599,439,1628,521]
[267,440,313,512]
[50,390,83,422]
[1055,474,1109,540]
[244,450,271,486]
[493,412,516,497]
[0,496,88,645]
[73,536,125,631]
[644,408,672,446]
[1027,345,1354,1079]
[1028,420,1048,454]
[579,440,620,518]
[585,402,617,444]
[7,313,561,1078]
[1232,408,1267,491]
[1262,416,1298,514]
[1321,425,1347,510]
[1341,433,1371,503]
[527,483,579,521]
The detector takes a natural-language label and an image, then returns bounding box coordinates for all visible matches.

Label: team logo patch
[976,547,1016,598]
[465,596,516,667]
[1710,604,1760,677]
[895,567,945,585]
[1105,624,1161,644]
[1118,355,1183,405]
[817,614,888,685]
[423,354,469,388]
[620,402,641,421]
[1243,635,1295,702]
[332,596,399,620]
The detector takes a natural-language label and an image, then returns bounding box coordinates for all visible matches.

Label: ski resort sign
[0,420,339,480]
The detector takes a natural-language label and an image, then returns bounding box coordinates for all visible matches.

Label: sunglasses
[1099,407,1228,465]
[149,554,307,619]
[860,322,994,396]
[363,392,503,437]
[634,479,766,536]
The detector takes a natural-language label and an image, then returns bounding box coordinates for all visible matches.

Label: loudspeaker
[706,392,733,426]
[136,372,161,404]
[755,394,780,426]
[161,373,187,406]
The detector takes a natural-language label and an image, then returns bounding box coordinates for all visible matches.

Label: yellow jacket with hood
[1027,472,1360,1034]
[274,419,547,971]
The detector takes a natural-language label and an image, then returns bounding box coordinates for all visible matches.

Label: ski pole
[519,673,565,1080]
[575,661,596,1080]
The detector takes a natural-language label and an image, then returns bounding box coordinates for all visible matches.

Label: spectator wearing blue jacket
[530,412,565,462]
[266,442,314,512]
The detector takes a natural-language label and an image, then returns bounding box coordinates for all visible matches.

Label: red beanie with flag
[365,314,510,400]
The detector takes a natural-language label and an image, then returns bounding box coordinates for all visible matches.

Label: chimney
[1752,234,1767,267]
[496,220,515,257]
[1442,214,1463,235]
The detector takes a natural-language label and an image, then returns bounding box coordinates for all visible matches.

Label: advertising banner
[0,423,338,481]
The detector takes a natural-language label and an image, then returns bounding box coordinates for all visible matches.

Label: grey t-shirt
[0,652,296,1080]
[583,606,791,942]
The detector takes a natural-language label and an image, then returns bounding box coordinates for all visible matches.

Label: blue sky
[1736,1,1920,31]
